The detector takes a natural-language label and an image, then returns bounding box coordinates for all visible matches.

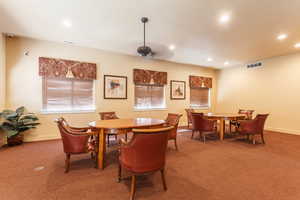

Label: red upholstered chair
[55,118,97,173]
[164,113,182,150]
[99,112,119,146]
[237,114,269,144]
[185,109,195,128]
[230,109,255,133]
[191,112,218,143]
[118,126,173,200]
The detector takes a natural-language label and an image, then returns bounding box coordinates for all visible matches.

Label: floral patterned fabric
[133,69,167,86]
[39,57,97,80]
[189,76,212,88]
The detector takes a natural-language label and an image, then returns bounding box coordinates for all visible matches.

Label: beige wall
[216,52,300,135]
[6,37,217,141]
[0,33,5,110]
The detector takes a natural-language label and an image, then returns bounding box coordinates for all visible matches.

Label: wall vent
[247,62,262,68]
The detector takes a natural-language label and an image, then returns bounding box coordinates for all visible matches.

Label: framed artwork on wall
[170,80,186,100]
[104,75,127,99]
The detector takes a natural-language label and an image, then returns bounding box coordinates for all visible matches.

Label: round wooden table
[204,113,246,140]
[89,118,165,169]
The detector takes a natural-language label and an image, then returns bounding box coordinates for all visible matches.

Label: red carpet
[1,130,300,200]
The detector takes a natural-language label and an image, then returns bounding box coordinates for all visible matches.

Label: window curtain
[133,69,167,86]
[39,57,97,80]
[189,76,212,89]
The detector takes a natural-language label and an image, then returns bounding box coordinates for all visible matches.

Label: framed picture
[170,80,186,100]
[104,75,127,99]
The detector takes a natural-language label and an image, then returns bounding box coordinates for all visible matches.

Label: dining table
[89,118,165,169]
[203,113,246,140]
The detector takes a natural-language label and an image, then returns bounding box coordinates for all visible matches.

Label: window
[42,78,95,113]
[190,88,210,108]
[134,85,166,110]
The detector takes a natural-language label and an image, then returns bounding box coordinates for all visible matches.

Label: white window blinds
[42,77,95,112]
[134,85,166,109]
[190,88,210,108]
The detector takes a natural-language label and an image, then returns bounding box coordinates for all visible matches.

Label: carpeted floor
[1,130,300,200]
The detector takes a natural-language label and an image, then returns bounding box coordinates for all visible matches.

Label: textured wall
[217,52,300,135]
[6,37,217,141]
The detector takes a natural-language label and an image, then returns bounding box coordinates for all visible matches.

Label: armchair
[99,112,120,146]
[118,126,173,200]
[165,113,182,150]
[185,109,195,128]
[237,114,269,144]
[230,109,255,133]
[55,118,97,173]
[191,113,218,143]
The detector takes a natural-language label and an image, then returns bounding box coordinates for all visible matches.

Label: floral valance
[189,76,212,88]
[39,57,97,80]
[133,69,167,86]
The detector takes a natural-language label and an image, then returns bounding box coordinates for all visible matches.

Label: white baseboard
[265,127,300,135]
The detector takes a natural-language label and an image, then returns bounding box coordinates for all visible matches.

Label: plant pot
[7,134,24,146]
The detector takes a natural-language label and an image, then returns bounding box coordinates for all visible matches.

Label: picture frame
[170,80,186,100]
[104,75,127,99]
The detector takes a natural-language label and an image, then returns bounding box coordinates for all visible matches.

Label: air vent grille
[247,62,262,68]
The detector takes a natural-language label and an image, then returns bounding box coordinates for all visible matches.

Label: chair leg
[118,162,122,183]
[252,135,256,145]
[261,133,265,144]
[125,133,128,142]
[115,135,117,141]
[202,134,206,143]
[174,138,178,151]
[130,175,136,200]
[229,123,232,133]
[107,135,110,146]
[191,130,194,139]
[160,169,168,191]
[65,153,71,173]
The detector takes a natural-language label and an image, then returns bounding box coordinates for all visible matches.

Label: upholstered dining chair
[191,112,218,143]
[55,118,97,173]
[185,108,195,128]
[230,109,255,133]
[118,126,173,200]
[99,112,119,146]
[164,113,182,150]
[237,114,269,144]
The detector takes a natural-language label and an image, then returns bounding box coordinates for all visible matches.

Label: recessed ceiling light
[277,34,287,40]
[224,61,229,66]
[294,43,300,48]
[169,44,176,51]
[207,58,213,62]
[219,14,231,23]
[62,19,72,28]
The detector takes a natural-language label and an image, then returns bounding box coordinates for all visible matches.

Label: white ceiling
[1,0,300,68]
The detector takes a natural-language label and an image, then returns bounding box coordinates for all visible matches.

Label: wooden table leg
[98,128,106,169]
[219,118,225,140]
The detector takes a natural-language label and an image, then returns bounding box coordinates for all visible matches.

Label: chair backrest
[238,109,255,120]
[165,113,183,139]
[253,114,269,134]
[191,112,214,132]
[124,127,173,173]
[55,118,89,154]
[185,108,195,123]
[99,112,119,120]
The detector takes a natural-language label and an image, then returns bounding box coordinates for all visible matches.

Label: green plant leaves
[0,106,40,139]
[16,106,25,116]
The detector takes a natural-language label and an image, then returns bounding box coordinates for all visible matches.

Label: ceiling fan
[137,17,155,57]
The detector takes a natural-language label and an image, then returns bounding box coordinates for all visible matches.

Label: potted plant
[0,106,40,146]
